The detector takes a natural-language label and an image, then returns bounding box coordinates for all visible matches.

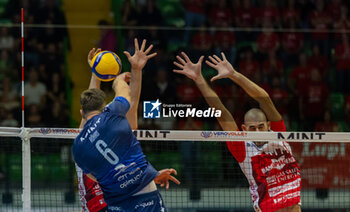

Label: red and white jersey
[226,120,301,212]
[75,164,107,212]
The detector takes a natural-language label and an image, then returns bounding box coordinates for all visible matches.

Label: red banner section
[290,143,350,188]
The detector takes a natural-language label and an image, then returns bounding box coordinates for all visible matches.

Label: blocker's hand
[173,52,204,83]
[88,48,102,67]
[154,168,181,189]
[124,38,157,71]
[205,52,237,82]
[115,72,131,83]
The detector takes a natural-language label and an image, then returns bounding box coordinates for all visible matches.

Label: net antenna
[21,8,24,127]
[21,8,31,212]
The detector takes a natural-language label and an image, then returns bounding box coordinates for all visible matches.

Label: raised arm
[206,53,282,122]
[123,38,157,129]
[112,75,131,103]
[79,48,103,128]
[173,52,238,131]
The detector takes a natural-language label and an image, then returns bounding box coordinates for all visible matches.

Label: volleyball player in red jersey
[174,52,301,212]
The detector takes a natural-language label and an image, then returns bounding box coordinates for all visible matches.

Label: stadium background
[0,0,350,211]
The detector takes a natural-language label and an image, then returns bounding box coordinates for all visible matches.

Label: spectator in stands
[121,0,138,26]
[213,28,237,65]
[211,83,228,101]
[191,24,213,59]
[238,48,260,80]
[288,53,314,96]
[208,0,233,27]
[141,26,167,51]
[281,0,300,27]
[0,77,19,111]
[296,0,315,29]
[0,109,18,127]
[334,34,350,93]
[299,68,329,130]
[269,76,289,117]
[281,20,304,68]
[0,50,13,80]
[176,77,201,105]
[309,0,332,56]
[346,94,350,125]
[47,72,65,108]
[26,104,43,127]
[148,68,177,103]
[137,0,163,27]
[234,0,257,41]
[262,51,285,85]
[136,0,165,56]
[256,19,280,59]
[257,0,280,27]
[36,19,62,49]
[182,0,207,44]
[24,15,41,66]
[0,27,14,50]
[326,0,346,22]
[287,53,314,123]
[46,101,69,127]
[307,44,329,80]
[1,0,38,24]
[314,110,339,132]
[333,5,350,45]
[98,20,117,52]
[35,0,68,50]
[40,43,63,82]
[24,68,47,108]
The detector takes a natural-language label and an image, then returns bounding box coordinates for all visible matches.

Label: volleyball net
[1,127,350,212]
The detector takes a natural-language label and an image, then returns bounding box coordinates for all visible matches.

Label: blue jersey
[72,97,158,206]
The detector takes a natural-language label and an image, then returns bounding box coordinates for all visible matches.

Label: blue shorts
[107,190,166,212]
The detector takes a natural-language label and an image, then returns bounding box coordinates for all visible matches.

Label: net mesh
[0,137,22,211]
[1,131,350,211]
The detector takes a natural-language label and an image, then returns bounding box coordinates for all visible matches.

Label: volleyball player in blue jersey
[73,39,180,212]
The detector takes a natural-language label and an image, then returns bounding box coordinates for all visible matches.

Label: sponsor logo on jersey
[134,200,154,209]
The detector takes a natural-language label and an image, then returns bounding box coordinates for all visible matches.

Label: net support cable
[0,127,349,143]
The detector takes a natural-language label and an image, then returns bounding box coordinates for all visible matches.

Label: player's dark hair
[80,88,106,114]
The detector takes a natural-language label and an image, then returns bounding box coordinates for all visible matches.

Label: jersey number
[95,140,119,165]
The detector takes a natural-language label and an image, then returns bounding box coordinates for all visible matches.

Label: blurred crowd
[0,0,70,128]
[0,0,350,132]
[120,0,350,132]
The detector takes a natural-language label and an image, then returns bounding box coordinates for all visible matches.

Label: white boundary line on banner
[0,127,349,142]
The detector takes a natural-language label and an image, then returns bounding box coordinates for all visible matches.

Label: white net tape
[0,127,349,142]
